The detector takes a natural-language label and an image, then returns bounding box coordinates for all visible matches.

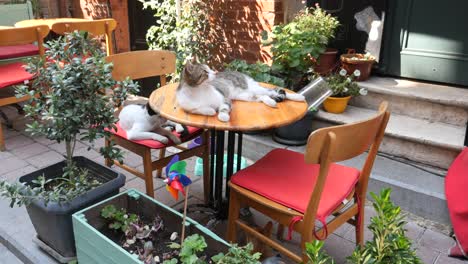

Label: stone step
[352,77,468,127]
[241,133,450,225]
[313,106,464,169]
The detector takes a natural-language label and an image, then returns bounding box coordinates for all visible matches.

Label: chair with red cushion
[227,102,390,263]
[0,25,50,151]
[104,50,210,200]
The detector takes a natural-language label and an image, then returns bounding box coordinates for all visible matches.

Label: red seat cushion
[0,44,39,60]
[109,122,202,149]
[0,62,33,89]
[231,149,360,220]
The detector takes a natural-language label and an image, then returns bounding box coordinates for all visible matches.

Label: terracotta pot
[314,48,338,75]
[340,49,375,81]
[323,96,351,113]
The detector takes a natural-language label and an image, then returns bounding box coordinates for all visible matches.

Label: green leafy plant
[225,59,285,87]
[163,234,261,264]
[304,241,334,264]
[142,0,216,80]
[101,205,139,232]
[262,6,339,90]
[326,68,367,98]
[347,189,422,264]
[0,31,138,206]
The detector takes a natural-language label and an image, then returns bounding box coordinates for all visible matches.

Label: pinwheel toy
[164,155,192,201]
[164,155,192,242]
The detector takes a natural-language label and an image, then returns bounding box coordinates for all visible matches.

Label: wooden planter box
[72,189,229,264]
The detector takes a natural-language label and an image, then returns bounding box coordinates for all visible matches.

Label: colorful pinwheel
[164,155,192,200]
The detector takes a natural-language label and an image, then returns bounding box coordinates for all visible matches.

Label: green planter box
[72,189,229,264]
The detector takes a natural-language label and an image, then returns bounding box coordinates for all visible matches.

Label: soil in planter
[100,214,180,262]
[92,195,225,263]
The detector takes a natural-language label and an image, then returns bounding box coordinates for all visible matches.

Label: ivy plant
[0,31,138,207]
[141,0,216,81]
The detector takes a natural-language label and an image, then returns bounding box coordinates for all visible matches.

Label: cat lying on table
[176,61,305,122]
[118,102,187,144]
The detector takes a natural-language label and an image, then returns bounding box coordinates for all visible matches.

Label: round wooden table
[149,82,307,220]
[14,18,89,28]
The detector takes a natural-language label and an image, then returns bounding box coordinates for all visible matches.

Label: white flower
[123,214,128,219]
[347,77,352,83]
[353,69,361,77]
[343,87,349,93]
[339,69,347,76]
[359,88,368,96]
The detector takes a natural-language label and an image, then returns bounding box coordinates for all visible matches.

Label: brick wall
[210,0,284,65]
[71,0,130,53]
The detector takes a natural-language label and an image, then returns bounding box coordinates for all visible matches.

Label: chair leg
[104,138,112,167]
[0,122,5,151]
[156,148,166,178]
[355,199,365,246]
[226,189,241,242]
[202,130,211,204]
[143,149,155,198]
[301,228,314,263]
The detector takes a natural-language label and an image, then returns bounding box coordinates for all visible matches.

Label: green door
[384,0,468,86]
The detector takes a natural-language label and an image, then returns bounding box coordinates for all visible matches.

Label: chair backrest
[105,50,176,86]
[302,102,390,223]
[0,25,49,56]
[51,19,117,55]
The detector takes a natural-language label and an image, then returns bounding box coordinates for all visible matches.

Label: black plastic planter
[272,111,316,146]
[19,156,125,262]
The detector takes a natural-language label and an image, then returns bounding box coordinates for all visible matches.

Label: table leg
[214,130,225,211]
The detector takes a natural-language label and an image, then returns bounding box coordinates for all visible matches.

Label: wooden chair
[104,50,211,200]
[0,25,49,151]
[227,102,390,263]
[51,18,117,55]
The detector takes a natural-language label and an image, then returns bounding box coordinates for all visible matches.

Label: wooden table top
[15,18,89,28]
[149,82,308,131]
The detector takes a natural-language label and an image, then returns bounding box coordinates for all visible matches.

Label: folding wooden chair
[227,102,390,262]
[51,18,117,55]
[105,50,211,200]
[0,25,49,150]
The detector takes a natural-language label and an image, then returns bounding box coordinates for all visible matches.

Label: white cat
[176,62,305,122]
[118,103,185,144]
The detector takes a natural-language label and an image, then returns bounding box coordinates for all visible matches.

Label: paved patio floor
[0,108,466,264]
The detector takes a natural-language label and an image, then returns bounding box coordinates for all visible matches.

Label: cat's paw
[175,124,185,133]
[153,135,169,144]
[263,97,277,107]
[218,112,230,122]
[171,137,182,145]
[199,108,216,116]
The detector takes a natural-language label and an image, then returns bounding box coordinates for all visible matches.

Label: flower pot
[314,48,338,75]
[272,111,316,146]
[19,156,125,262]
[323,96,351,114]
[72,189,229,264]
[340,49,375,81]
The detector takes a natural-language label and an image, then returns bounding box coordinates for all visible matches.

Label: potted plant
[0,31,138,262]
[323,68,367,114]
[72,189,262,264]
[262,5,339,90]
[340,50,376,81]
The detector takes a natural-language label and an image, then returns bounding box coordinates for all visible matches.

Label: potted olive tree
[0,31,138,262]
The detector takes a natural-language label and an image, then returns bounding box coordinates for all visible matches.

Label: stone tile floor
[0,109,466,263]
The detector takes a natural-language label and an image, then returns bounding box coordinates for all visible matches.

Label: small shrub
[225,60,285,87]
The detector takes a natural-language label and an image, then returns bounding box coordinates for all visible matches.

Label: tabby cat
[176,61,305,122]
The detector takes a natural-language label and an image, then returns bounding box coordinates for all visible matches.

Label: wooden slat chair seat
[0,25,49,151]
[227,102,390,263]
[51,18,117,56]
[105,50,211,200]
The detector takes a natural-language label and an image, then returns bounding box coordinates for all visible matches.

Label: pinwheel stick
[181,186,189,243]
